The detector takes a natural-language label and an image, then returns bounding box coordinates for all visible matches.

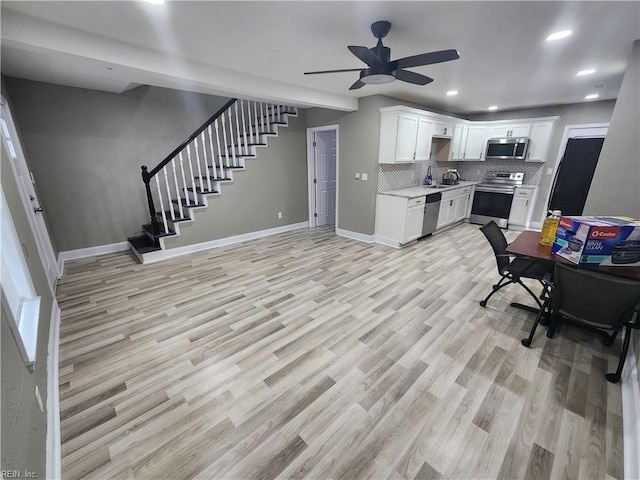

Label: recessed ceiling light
[585,94,599,100]
[546,30,572,41]
[488,106,498,111]
[446,90,458,96]
[576,69,596,76]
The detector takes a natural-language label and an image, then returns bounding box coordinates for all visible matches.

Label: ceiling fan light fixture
[361,73,395,85]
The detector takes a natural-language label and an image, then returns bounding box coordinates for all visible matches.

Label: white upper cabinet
[433,121,454,138]
[380,106,557,165]
[415,116,435,161]
[449,123,468,161]
[526,121,555,162]
[462,125,488,161]
[379,109,434,163]
[486,123,531,139]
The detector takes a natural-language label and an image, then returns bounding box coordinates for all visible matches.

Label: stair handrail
[140,98,237,244]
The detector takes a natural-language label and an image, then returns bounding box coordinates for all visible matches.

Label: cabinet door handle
[525,200,529,207]
[449,200,453,206]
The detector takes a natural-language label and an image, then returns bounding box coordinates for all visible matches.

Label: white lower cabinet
[375,194,426,246]
[436,185,474,231]
[508,186,538,229]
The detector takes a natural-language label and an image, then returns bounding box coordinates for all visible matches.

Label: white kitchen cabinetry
[434,121,454,138]
[375,194,426,246]
[379,111,434,163]
[436,185,474,230]
[526,121,554,162]
[487,123,532,139]
[462,125,488,161]
[508,186,538,230]
[449,123,467,161]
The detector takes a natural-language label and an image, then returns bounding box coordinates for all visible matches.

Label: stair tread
[156,211,191,222]
[202,176,233,181]
[143,223,176,238]
[185,187,219,194]
[128,235,161,253]
[172,199,206,207]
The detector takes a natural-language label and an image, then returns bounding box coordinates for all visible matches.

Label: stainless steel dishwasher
[421,192,442,237]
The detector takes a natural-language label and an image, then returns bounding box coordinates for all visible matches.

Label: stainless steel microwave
[485,137,531,160]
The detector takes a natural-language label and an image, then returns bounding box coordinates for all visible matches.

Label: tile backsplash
[378,159,544,192]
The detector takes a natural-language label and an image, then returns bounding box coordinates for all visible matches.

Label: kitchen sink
[424,185,447,189]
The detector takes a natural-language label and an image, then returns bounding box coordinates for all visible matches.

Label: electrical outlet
[354,172,360,179]
[361,173,368,181]
[35,385,43,413]
[277,212,282,219]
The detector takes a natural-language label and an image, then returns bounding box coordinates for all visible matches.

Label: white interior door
[1,98,59,290]
[314,130,337,226]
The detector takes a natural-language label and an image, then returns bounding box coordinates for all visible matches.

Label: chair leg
[547,312,560,338]
[516,280,544,311]
[521,301,549,347]
[480,277,514,307]
[606,325,632,383]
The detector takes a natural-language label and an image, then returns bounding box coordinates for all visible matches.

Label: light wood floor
[56,224,624,480]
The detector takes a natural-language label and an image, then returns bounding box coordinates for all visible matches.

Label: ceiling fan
[304,21,460,90]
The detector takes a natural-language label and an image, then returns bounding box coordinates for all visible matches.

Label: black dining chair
[479,221,553,311]
[522,262,640,383]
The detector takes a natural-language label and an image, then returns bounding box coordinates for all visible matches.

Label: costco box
[552,216,640,266]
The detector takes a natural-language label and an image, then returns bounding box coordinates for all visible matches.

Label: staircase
[128,98,297,263]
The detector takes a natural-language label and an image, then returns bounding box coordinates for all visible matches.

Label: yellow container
[540,210,561,246]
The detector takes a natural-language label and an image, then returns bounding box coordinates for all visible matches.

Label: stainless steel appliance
[485,137,531,160]
[469,172,524,228]
[421,192,442,236]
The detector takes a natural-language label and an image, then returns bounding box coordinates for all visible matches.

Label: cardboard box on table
[552,216,640,266]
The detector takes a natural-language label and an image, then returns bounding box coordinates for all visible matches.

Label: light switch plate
[354,172,360,179]
[361,173,368,181]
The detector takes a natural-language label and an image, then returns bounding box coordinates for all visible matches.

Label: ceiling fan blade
[395,69,433,86]
[304,68,365,75]
[392,49,460,69]
[349,79,366,90]
[348,46,382,68]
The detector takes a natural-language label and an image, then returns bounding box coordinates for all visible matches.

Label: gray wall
[306,94,439,236]
[584,40,640,219]
[162,110,309,248]
[3,78,232,253]
[1,140,54,479]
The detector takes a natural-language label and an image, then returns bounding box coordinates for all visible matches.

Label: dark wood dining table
[506,230,640,281]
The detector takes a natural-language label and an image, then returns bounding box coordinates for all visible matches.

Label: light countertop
[380,181,481,199]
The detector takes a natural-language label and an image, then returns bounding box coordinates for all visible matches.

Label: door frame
[537,122,608,225]
[306,125,339,229]
[1,96,59,290]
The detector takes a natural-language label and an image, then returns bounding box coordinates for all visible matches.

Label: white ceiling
[2,1,639,114]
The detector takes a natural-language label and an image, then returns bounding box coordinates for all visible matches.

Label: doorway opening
[539,123,608,224]
[307,125,338,229]
[1,97,58,289]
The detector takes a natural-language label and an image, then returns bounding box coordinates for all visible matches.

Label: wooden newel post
[141,165,160,247]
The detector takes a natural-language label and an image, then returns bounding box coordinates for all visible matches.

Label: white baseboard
[622,336,640,480]
[336,228,375,244]
[141,221,309,264]
[46,300,61,480]
[372,235,402,249]
[57,241,129,274]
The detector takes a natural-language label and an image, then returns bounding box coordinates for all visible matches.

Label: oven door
[469,188,514,228]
